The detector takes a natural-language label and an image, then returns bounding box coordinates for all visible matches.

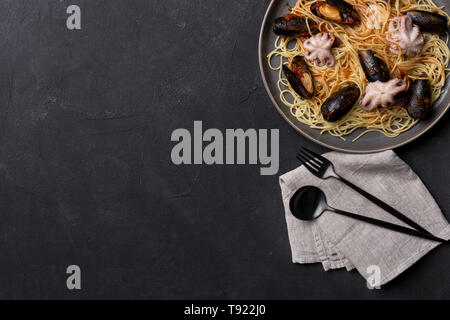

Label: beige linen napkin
[280,150,450,286]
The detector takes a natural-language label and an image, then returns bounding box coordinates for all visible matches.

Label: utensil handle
[336,176,432,236]
[331,208,446,243]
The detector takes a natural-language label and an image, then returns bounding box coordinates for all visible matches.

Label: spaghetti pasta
[267,0,449,141]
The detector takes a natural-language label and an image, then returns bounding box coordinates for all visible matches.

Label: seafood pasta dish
[268,0,449,141]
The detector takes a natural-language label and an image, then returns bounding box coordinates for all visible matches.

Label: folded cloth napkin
[280,150,450,286]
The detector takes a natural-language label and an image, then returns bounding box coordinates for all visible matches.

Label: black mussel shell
[407,10,448,34]
[273,14,319,37]
[322,85,360,122]
[283,56,315,99]
[358,50,390,82]
[406,79,432,119]
[311,0,360,25]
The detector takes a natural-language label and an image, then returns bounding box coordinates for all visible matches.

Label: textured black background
[0,0,448,299]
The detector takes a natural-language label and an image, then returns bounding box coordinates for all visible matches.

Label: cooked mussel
[322,85,360,122]
[283,56,315,99]
[273,14,319,37]
[358,50,390,82]
[407,10,448,34]
[311,0,360,25]
[406,79,432,119]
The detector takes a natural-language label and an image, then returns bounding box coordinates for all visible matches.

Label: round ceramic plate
[259,0,450,153]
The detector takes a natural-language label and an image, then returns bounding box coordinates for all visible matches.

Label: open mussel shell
[283,56,315,99]
[322,85,360,122]
[406,79,432,119]
[273,14,319,37]
[311,0,360,25]
[407,10,448,34]
[358,50,390,82]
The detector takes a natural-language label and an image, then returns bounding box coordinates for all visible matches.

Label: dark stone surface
[0,0,448,299]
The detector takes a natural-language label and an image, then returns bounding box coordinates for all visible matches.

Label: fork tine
[296,152,316,167]
[295,155,305,165]
[296,153,320,171]
[301,146,326,163]
[296,155,319,173]
[298,150,322,168]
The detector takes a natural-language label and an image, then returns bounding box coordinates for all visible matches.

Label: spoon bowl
[289,186,328,221]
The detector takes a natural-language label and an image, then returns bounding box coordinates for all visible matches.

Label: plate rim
[258,0,450,153]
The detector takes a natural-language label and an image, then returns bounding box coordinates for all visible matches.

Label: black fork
[296,146,434,236]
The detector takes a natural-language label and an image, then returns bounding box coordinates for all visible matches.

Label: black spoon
[289,186,446,243]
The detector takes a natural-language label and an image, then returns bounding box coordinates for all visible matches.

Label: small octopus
[303,33,336,67]
[360,79,407,111]
[387,15,424,57]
